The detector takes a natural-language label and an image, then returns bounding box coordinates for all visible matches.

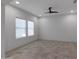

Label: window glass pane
[16,29,26,39]
[16,18,26,28]
[16,18,26,39]
[28,21,34,36]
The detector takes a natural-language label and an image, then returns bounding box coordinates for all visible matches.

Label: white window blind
[16,18,26,39]
[28,21,34,36]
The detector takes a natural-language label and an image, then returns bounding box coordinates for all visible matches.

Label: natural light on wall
[28,21,34,36]
[16,18,26,39]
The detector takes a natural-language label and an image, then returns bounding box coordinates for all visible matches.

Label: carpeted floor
[6,40,77,59]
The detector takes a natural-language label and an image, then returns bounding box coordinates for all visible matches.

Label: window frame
[28,20,35,36]
[16,17,26,39]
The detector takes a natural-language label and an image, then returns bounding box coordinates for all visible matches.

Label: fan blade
[51,11,59,13]
[45,11,59,14]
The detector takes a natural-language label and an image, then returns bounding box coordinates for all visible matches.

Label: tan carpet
[6,40,77,59]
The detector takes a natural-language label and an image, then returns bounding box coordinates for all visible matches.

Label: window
[28,21,34,36]
[16,18,26,39]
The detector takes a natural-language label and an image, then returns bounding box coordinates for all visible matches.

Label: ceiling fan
[45,7,59,14]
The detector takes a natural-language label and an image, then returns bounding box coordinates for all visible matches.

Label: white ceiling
[9,0,77,17]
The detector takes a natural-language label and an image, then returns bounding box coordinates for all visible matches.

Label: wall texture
[5,5,38,51]
[39,14,77,42]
